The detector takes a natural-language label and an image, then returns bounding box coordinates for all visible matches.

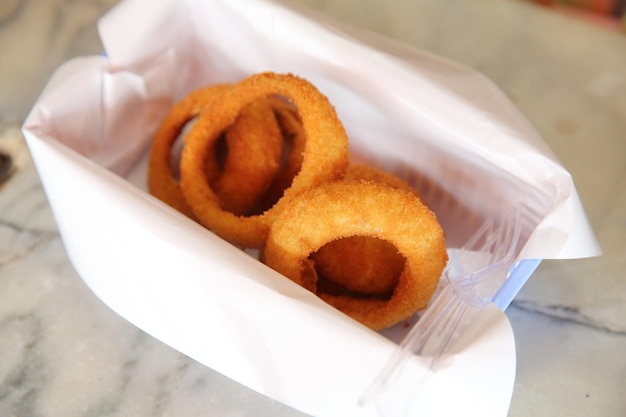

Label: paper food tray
[22,0,600,416]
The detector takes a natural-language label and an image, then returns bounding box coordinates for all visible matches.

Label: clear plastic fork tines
[360,207,522,406]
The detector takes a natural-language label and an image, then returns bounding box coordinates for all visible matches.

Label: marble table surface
[1,0,625,416]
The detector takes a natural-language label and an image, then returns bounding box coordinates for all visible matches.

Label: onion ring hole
[309,236,407,300]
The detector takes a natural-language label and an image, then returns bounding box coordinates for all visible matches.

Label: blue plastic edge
[492,258,542,310]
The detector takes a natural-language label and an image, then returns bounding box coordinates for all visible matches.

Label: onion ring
[262,180,448,330]
[253,99,306,213]
[310,163,419,297]
[180,72,350,248]
[148,86,289,219]
[311,236,406,298]
[209,97,284,216]
[148,84,231,218]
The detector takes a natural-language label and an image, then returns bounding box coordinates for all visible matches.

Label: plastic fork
[360,207,522,406]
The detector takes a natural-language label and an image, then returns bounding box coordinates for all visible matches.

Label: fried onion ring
[148,86,290,219]
[253,99,306,213]
[148,84,231,218]
[180,72,350,248]
[262,180,448,330]
[208,97,284,216]
[309,163,419,297]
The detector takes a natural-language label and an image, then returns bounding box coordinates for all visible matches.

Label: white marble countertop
[1,0,625,416]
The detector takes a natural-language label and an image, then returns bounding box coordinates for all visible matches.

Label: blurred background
[1,0,625,124]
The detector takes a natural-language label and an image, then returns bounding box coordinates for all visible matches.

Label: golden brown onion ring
[148,86,289,219]
[309,163,419,297]
[148,84,231,218]
[209,97,284,216]
[253,99,306,213]
[262,180,448,330]
[180,72,350,248]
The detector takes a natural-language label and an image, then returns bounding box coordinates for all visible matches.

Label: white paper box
[22,0,600,416]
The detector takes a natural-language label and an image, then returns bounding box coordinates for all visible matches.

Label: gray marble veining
[1,0,625,416]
